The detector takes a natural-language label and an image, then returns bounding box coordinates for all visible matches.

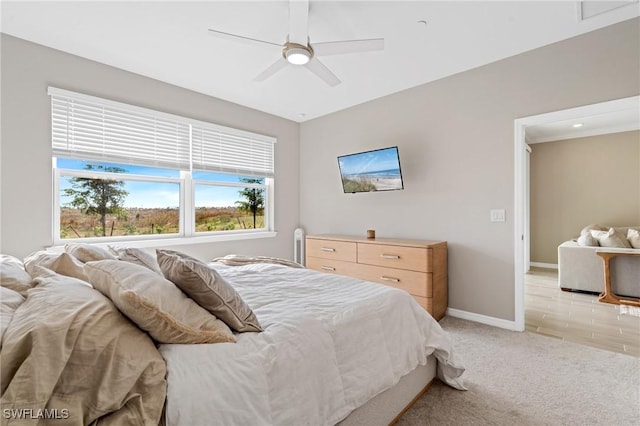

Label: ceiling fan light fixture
[283,43,312,65]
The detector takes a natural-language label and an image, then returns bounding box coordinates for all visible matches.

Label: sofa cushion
[590,228,632,248]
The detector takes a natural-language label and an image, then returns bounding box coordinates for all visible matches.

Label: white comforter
[160,263,465,426]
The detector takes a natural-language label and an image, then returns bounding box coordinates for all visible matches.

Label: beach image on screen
[338,147,403,193]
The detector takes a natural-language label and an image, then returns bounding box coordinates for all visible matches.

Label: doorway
[513,95,640,332]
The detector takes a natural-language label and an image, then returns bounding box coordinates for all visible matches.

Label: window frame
[49,87,277,246]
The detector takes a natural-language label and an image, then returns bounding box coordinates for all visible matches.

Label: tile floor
[525,267,640,357]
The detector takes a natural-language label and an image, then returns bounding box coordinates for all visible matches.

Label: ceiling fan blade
[208,29,282,48]
[254,58,289,82]
[312,38,385,56]
[305,58,340,87]
[288,0,309,45]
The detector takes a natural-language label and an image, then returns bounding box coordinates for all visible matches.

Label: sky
[57,159,262,208]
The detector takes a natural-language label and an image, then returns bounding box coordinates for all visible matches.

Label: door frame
[513,96,639,332]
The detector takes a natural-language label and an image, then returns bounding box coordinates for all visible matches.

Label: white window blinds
[49,87,275,176]
[49,88,191,170]
[191,124,275,178]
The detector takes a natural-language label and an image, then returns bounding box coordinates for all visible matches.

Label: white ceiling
[1,1,639,123]
[526,107,640,144]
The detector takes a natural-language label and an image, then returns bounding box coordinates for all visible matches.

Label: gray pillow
[156,249,262,333]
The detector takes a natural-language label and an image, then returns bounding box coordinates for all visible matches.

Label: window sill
[50,231,277,251]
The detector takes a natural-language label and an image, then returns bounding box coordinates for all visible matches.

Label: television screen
[337,146,404,193]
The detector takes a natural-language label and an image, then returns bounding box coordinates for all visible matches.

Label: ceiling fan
[207,0,384,86]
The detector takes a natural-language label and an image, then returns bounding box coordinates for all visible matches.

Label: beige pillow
[580,224,606,236]
[65,243,117,263]
[24,251,90,284]
[109,246,163,275]
[157,249,262,333]
[85,260,236,344]
[0,255,33,295]
[627,228,640,249]
[590,228,632,248]
[0,286,25,348]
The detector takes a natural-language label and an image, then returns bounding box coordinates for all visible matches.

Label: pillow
[580,224,606,236]
[577,233,599,247]
[157,249,262,333]
[84,260,236,344]
[627,228,640,249]
[590,228,632,248]
[24,251,90,284]
[0,286,25,348]
[65,243,117,263]
[109,246,163,275]
[0,255,33,295]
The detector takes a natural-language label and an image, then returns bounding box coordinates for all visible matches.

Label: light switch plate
[490,209,506,222]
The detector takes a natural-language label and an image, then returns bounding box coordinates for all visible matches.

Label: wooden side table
[595,249,640,307]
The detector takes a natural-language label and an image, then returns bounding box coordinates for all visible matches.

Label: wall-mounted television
[337,146,404,193]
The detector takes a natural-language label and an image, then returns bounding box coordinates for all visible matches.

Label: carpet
[397,316,640,426]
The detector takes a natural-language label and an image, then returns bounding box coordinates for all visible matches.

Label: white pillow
[109,246,163,275]
[65,243,117,263]
[590,228,632,248]
[627,228,640,249]
[0,255,33,295]
[577,233,599,247]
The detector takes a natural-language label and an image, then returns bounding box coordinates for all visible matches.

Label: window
[50,87,275,244]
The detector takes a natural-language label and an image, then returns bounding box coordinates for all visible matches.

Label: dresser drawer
[306,257,361,276]
[306,238,357,262]
[357,243,431,272]
[412,295,433,314]
[351,263,432,298]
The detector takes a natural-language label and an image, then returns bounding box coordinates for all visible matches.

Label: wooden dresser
[305,234,448,320]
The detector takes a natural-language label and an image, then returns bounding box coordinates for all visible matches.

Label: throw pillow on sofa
[580,224,606,236]
[577,233,599,247]
[590,228,632,248]
[627,228,640,249]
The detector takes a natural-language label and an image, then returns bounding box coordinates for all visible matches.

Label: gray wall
[299,19,640,321]
[0,34,300,260]
[530,130,640,264]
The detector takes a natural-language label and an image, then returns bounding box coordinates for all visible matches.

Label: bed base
[338,356,437,426]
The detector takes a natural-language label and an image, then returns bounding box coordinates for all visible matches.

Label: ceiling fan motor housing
[283,43,313,65]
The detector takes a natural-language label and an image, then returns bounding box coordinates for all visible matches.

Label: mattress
[159,263,465,426]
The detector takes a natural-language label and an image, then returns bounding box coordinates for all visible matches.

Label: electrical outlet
[490,209,506,222]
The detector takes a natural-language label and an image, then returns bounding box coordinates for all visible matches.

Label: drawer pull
[380,276,400,283]
[321,266,336,271]
[380,254,400,259]
[321,247,336,252]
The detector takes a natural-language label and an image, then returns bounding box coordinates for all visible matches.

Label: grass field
[60,207,264,239]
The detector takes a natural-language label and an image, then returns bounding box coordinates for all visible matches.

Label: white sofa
[557,226,640,298]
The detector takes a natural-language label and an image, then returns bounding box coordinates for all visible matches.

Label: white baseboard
[530,262,558,270]
[446,308,521,331]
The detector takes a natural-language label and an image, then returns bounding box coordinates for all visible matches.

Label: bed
[0,246,465,425]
